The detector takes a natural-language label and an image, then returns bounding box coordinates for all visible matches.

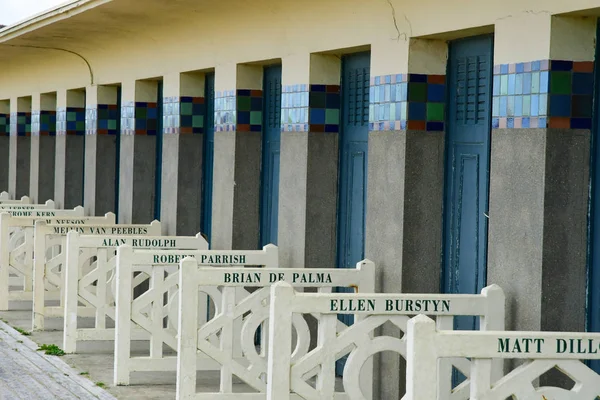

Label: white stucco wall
[0,0,599,100]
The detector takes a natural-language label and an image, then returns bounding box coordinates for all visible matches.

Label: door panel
[589,19,600,374]
[338,52,370,271]
[336,52,370,375]
[154,81,164,221]
[260,65,282,247]
[202,73,215,244]
[444,35,493,331]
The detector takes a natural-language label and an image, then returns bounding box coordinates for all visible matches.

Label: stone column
[277,53,340,269]
[211,64,263,250]
[0,100,10,194]
[161,72,207,235]
[364,38,447,399]
[8,98,17,198]
[30,92,57,204]
[55,89,86,209]
[118,80,159,224]
[487,14,594,334]
[14,97,32,199]
[84,85,119,216]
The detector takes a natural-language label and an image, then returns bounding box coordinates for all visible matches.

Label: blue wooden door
[588,19,600,374]
[443,35,493,325]
[154,81,164,221]
[338,52,370,272]
[260,65,282,247]
[336,52,370,375]
[202,73,215,245]
[115,86,121,220]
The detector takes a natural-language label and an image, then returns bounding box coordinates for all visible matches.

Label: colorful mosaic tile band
[9,112,17,136]
[40,111,56,136]
[281,85,309,132]
[85,108,97,135]
[16,112,31,136]
[369,74,446,131]
[0,114,8,136]
[57,107,85,135]
[164,96,205,134]
[121,102,135,135]
[57,108,66,135]
[492,60,594,129]
[309,84,340,133]
[215,91,236,132]
[163,97,180,134]
[237,89,262,132]
[32,110,56,136]
[134,102,158,135]
[180,96,205,134]
[96,104,119,135]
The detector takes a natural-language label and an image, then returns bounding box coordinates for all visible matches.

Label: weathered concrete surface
[0,318,115,400]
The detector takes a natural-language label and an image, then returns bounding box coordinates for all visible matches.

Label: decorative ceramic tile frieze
[120,101,135,135]
[309,84,340,133]
[57,108,67,135]
[16,112,31,136]
[134,102,158,135]
[0,114,9,136]
[9,112,17,136]
[492,60,593,129]
[163,96,180,134]
[370,74,407,131]
[31,111,40,136]
[215,91,236,132]
[180,96,205,134]
[369,74,446,132]
[96,104,119,135]
[39,111,57,136]
[237,89,262,132]
[281,85,309,132]
[163,96,205,135]
[64,107,85,135]
[32,110,57,136]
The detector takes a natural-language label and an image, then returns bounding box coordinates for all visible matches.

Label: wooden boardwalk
[0,321,115,400]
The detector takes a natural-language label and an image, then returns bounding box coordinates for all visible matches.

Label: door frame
[202,72,215,245]
[259,64,282,247]
[336,51,371,272]
[586,19,600,373]
[154,81,164,221]
[441,34,494,295]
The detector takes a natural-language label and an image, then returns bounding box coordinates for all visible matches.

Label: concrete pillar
[211,64,263,250]
[55,89,86,209]
[161,71,206,235]
[84,85,118,216]
[30,92,57,204]
[8,99,16,198]
[14,97,32,199]
[118,80,159,224]
[277,53,340,269]
[487,15,595,335]
[364,37,447,399]
[0,100,9,194]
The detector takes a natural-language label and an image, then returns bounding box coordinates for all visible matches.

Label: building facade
[1,0,600,396]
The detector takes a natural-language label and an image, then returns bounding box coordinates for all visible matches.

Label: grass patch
[17,340,23,344]
[37,344,65,356]
[95,382,106,388]
[14,327,30,336]
[79,372,89,376]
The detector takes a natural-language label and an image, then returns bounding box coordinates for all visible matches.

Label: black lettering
[498,338,509,353]
[330,300,339,312]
